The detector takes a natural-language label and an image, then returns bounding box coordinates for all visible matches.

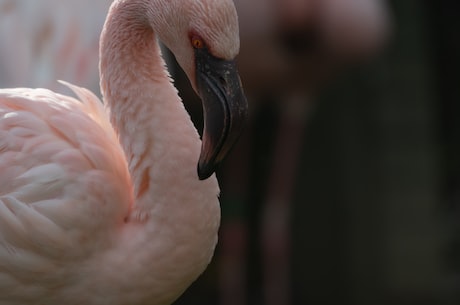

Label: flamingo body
[0,84,131,302]
[0,0,246,304]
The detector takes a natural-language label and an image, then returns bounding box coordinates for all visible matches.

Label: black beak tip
[197,162,215,180]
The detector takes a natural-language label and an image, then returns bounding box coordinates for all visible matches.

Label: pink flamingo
[0,0,112,93]
[218,1,390,305]
[0,0,247,304]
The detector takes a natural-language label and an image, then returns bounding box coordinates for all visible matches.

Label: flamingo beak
[195,47,248,180]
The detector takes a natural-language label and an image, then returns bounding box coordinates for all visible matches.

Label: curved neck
[100,0,207,212]
[95,2,221,303]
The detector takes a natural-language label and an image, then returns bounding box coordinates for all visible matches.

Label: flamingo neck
[100,0,217,211]
[96,2,220,303]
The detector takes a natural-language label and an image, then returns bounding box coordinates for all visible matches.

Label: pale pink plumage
[0,0,243,304]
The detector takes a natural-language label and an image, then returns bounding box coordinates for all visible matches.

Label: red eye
[191,36,204,49]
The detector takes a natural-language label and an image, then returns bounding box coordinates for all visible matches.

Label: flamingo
[0,0,112,93]
[0,0,247,304]
[215,1,390,304]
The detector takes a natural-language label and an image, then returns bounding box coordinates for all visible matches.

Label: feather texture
[0,0,243,303]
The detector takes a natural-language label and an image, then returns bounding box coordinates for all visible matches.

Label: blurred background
[1,0,459,304]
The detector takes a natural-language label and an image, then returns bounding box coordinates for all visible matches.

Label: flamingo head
[150,0,248,180]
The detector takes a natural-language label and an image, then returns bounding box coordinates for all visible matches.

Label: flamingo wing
[0,83,132,302]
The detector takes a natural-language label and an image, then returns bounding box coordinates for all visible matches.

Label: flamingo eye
[191,36,204,49]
